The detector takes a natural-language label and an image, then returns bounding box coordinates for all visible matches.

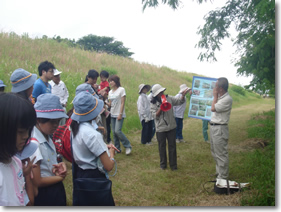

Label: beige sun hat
[179,84,191,93]
[138,84,151,94]
[152,84,166,97]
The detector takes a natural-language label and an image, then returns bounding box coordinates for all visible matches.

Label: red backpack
[52,118,72,162]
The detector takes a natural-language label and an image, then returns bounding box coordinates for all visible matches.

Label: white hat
[179,84,190,93]
[53,69,62,76]
[151,84,166,97]
[138,84,151,94]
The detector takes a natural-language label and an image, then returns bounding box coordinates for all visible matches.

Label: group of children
[0,59,195,206]
[0,62,132,206]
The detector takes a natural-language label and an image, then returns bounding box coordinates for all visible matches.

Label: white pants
[210,125,229,179]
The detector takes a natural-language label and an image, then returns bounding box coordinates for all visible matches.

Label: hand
[53,162,67,178]
[22,157,37,178]
[145,117,150,122]
[107,144,120,153]
[181,88,191,96]
[117,114,122,121]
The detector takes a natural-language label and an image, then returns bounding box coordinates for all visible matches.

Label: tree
[196,0,275,93]
[77,34,134,58]
[142,0,275,94]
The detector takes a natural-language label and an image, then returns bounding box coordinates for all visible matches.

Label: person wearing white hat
[0,93,37,206]
[173,84,192,143]
[49,69,69,125]
[30,93,68,206]
[137,83,153,145]
[150,84,191,171]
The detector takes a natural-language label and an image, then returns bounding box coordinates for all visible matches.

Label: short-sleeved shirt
[108,87,126,118]
[72,122,108,170]
[30,127,57,177]
[32,78,52,100]
[0,156,25,206]
[211,92,233,125]
[99,81,109,94]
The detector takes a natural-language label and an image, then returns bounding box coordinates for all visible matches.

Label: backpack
[52,118,73,162]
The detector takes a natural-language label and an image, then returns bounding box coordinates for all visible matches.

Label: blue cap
[34,93,68,119]
[71,91,104,122]
[0,80,6,87]
[10,68,37,92]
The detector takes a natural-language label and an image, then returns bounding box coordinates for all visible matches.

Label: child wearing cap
[0,80,6,92]
[137,83,153,145]
[173,84,192,143]
[49,69,69,125]
[32,61,55,102]
[150,84,190,171]
[0,93,37,206]
[10,68,37,102]
[70,91,118,206]
[30,93,68,206]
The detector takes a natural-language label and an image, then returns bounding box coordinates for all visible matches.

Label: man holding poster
[209,77,233,180]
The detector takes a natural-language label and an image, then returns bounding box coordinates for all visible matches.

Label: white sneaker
[176,139,180,143]
[125,148,131,155]
[179,139,186,143]
[146,142,152,146]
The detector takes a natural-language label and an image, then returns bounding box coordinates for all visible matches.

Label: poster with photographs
[188,76,217,121]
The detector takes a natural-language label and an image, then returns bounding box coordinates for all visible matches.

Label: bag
[73,178,115,206]
[52,118,72,162]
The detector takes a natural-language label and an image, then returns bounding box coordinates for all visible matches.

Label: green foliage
[196,0,275,94]
[230,84,245,96]
[77,34,134,58]
[240,110,275,206]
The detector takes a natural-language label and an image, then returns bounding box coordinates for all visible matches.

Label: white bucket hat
[151,84,166,97]
[138,84,151,94]
[179,84,190,93]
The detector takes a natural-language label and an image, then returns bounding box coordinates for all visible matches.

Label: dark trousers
[156,128,177,170]
[141,120,153,144]
[175,117,183,139]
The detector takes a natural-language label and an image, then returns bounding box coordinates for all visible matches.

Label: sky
[0,0,258,86]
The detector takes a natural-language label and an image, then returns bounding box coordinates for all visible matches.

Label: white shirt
[173,93,187,119]
[72,122,108,170]
[49,80,69,105]
[108,87,126,118]
[137,93,152,122]
[211,92,233,124]
[0,156,25,206]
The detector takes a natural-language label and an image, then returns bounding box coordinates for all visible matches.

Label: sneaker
[146,142,152,146]
[125,148,132,155]
[176,139,180,143]
[179,139,186,143]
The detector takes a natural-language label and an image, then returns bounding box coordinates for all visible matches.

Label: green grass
[0,31,276,206]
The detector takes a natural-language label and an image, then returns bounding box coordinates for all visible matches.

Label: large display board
[188,76,217,121]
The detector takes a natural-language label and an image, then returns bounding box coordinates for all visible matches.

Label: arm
[31,161,65,188]
[211,87,219,112]
[117,96,126,120]
[99,147,116,172]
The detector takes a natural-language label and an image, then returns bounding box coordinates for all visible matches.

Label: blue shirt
[32,78,52,100]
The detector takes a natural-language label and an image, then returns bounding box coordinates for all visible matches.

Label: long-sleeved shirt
[137,93,152,122]
[173,93,187,119]
[49,80,69,105]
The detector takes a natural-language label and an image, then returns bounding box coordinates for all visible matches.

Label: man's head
[52,69,62,84]
[38,61,55,80]
[217,77,229,94]
[87,69,99,86]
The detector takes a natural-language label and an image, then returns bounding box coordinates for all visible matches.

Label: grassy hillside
[0,32,261,133]
[0,32,275,206]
